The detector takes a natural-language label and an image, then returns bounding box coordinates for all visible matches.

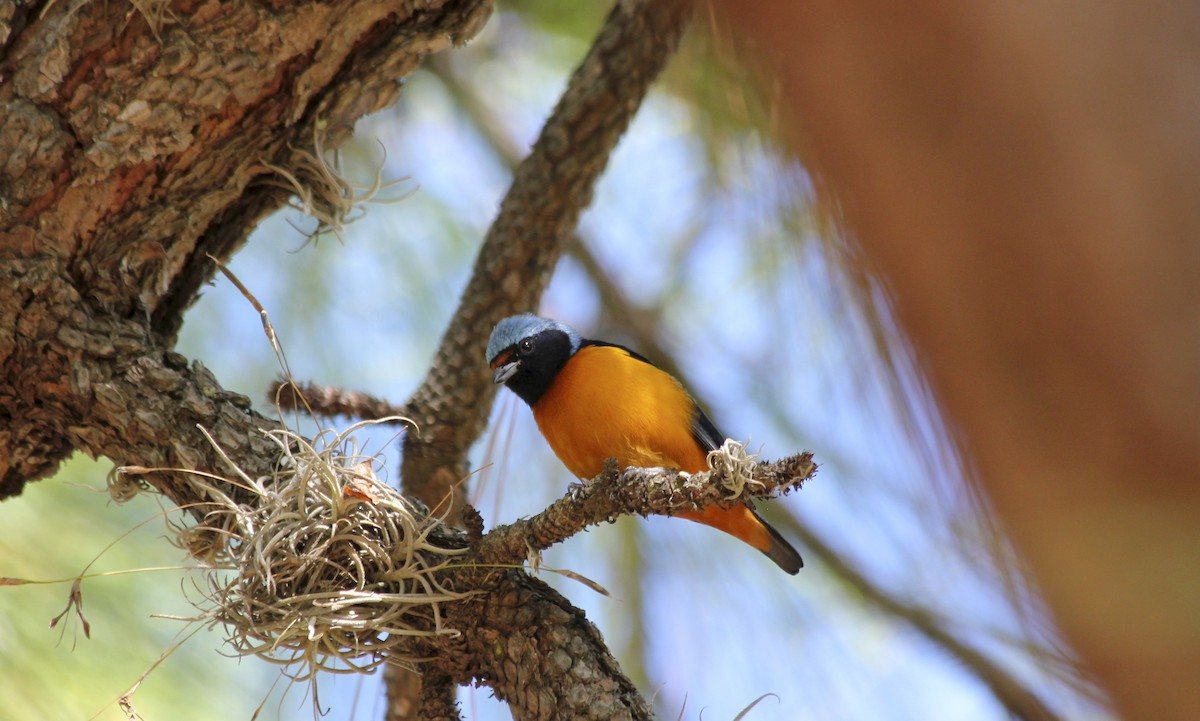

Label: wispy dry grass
[110,417,472,684]
[257,124,410,246]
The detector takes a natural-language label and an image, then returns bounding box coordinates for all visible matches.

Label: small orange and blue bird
[486,314,803,574]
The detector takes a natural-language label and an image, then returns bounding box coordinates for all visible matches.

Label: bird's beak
[492,360,519,385]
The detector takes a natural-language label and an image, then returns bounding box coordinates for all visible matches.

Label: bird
[485,313,803,574]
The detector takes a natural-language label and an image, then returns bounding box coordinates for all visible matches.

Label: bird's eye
[518,338,535,354]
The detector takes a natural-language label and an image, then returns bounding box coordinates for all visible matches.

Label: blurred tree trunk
[720,2,1200,720]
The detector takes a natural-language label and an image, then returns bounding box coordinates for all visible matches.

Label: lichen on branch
[474,445,817,568]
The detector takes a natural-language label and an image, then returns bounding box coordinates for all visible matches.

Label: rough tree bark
[0,0,492,499]
[390,0,694,713]
[0,0,728,719]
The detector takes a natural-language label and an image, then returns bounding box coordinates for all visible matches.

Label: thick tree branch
[147,0,494,339]
[416,673,461,721]
[443,570,654,721]
[0,282,281,508]
[390,2,693,713]
[0,0,492,497]
[399,0,694,521]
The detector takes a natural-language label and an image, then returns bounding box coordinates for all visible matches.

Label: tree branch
[475,451,816,567]
[0,0,492,497]
[444,570,654,721]
[399,0,695,521]
[389,2,693,712]
[269,379,409,421]
[148,0,495,339]
[416,673,462,721]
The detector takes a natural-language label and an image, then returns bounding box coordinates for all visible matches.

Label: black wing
[690,404,725,453]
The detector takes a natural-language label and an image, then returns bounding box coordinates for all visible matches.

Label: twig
[475,451,815,567]
[269,379,409,421]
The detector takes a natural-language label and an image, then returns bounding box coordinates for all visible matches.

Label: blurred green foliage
[0,455,279,720]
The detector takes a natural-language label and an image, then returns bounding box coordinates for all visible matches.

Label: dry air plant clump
[705,439,765,501]
[154,420,470,678]
[257,123,410,245]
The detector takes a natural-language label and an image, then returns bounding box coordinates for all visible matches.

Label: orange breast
[531,344,792,562]
[532,345,709,478]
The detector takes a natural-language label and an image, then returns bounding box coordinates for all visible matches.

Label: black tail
[757,510,804,574]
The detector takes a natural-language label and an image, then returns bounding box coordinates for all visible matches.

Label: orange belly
[530,344,780,557]
[532,344,708,477]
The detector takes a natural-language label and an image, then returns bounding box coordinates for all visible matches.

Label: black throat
[503,329,576,406]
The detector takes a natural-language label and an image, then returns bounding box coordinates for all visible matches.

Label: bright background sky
[0,5,1113,721]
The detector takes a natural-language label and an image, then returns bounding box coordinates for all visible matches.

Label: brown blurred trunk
[720,2,1200,719]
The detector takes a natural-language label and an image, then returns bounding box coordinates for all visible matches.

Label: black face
[496,329,575,406]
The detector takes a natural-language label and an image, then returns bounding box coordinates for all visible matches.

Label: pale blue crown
[486,314,582,362]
